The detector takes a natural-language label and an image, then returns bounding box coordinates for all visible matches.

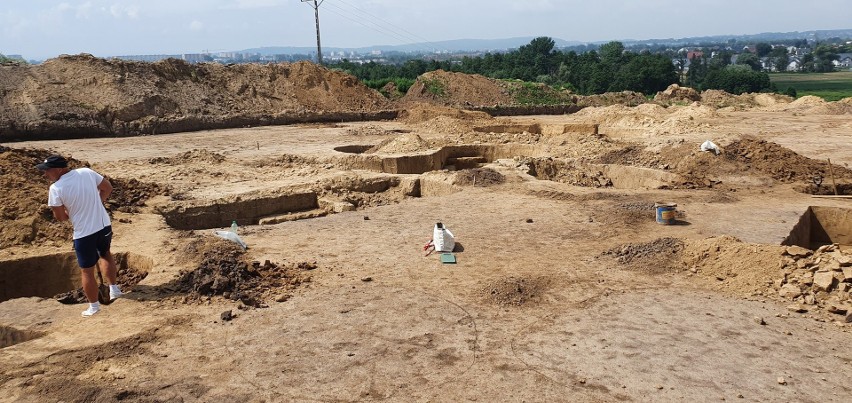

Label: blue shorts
[73,226,113,268]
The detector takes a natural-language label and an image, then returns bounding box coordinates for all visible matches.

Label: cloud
[189,20,204,31]
[109,4,140,19]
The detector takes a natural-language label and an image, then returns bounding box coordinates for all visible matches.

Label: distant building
[687,51,703,60]
[835,53,852,69]
[113,54,178,62]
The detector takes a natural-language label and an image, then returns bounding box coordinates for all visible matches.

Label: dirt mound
[682,237,852,320]
[525,158,613,188]
[654,84,701,103]
[596,138,851,188]
[573,103,714,135]
[0,55,390,141]
[366,133,432,154]
[0,147,71,248]
[601,237,685,273]
[148,149,226,165]
[0,147,167,248]
[723,138,852,182]
[345,125,408,137]
[107,177,170,213]
[479,276,550,306]
[400,70,514,108]
[453,168,505,186]
[700,89,740,107]
[174,238,314,307]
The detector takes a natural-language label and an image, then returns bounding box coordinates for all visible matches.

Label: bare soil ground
[1,61,852,402]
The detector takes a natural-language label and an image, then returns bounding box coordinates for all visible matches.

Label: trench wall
[783,206,852,249]
[0,252,152,302]
[161,191,319,230]
[337,144,544,175]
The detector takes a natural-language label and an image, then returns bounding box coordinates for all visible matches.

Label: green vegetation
[362,78,415,96]
[421,77,446,97]
[507,81,569,105]
[0,54,27,64]
[331,37,803,100]
[330,38,680,99]
[770,72,852,101]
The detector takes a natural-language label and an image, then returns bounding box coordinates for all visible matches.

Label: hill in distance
[239,29,852,55]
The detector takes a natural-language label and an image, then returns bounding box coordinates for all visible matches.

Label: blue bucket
[654,202,677,225]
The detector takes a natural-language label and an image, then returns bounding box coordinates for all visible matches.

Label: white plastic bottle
[231,220,238,233]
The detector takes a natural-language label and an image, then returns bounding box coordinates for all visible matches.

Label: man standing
[37,155,123,317]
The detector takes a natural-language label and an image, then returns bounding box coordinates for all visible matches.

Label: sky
[2,0,851,60]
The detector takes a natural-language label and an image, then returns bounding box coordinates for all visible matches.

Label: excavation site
[0,58,851,402]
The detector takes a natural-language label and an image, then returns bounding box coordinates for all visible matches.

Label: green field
[770,71,852,101]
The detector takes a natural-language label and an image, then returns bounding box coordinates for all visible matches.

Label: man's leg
[80,266,101,317]
[99,251,123,299]
[98,251,118,285]
[95,226,122,300]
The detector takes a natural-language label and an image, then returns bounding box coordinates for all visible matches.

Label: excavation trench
[160,176,420,230]
[335,144,546,174]
[1,326,45,349]
[0,252,153,303]
[783,206,852,250]
[526,158,680,190]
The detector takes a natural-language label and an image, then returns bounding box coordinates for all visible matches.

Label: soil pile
[0,55,390,141]
[654,84,701,103]
[597,139,852,188]
[453,168,505,186]
[400,70,515,108]
[601,237,685,273]
[366,133,432,154]
[525,158,613,188]
[682,237,852,321]
[174,238,314,307]
[148,149,226,165]
[0,147,167,248]
[573,103,715,135]
[723,138,852,182]
[479,276,550,306]
[0,147,72,248]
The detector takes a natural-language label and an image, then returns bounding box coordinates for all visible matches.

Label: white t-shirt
[47,168,111,239]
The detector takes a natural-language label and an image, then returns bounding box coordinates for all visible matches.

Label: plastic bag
[700,140,720,155]
[213,230,247,250]
[432,222,455,253]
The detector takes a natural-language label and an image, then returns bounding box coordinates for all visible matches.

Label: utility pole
[301,0,324,65]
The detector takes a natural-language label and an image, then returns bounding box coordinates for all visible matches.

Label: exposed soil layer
[0,55,391,140]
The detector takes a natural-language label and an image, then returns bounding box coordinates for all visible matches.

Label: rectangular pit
[0,252,151,303]
[782,206,852,250]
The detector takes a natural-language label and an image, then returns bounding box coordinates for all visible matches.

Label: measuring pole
[301,0,324,65]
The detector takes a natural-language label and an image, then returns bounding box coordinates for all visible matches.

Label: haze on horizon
[2,0,851,60]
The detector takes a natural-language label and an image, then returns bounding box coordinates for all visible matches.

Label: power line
[321,1,437,53]
[333,0,438,47]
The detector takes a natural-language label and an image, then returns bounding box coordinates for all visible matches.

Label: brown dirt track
[1,57,852,402]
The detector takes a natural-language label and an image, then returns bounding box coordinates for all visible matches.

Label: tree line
[330,37,846,100]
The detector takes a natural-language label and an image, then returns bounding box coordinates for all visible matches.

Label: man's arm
[97,177,113,202]
[51,206,69,221]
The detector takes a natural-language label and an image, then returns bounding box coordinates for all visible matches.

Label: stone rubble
[776,244,852,320]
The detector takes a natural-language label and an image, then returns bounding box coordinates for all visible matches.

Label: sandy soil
[2,100,851,402]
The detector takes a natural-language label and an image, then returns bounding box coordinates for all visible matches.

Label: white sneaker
[82,306,100,317]
[109,290,123,301]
